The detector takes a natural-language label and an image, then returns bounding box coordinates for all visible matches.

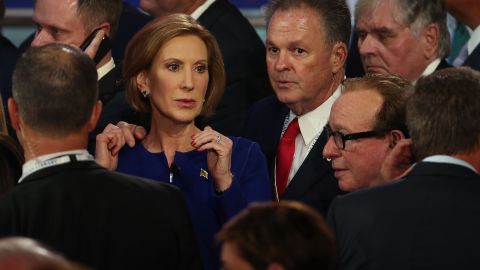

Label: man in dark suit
[355,0,451,82]
[446,0,480,70]
[0,44,202,270]
[328,67,480,270]
[242,0,350,216]
[138,0,271,136]
[30,0,138,152]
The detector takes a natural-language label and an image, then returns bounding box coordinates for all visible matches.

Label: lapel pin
[200,168,209,180]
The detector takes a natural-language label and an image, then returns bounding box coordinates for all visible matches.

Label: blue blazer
[242,95,343,217]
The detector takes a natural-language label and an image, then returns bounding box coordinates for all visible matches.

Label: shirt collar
[290,84,342,146]
[423,155,478,173]
[418,58,441,82]
[467,25,480,55]
[190,0,216,19]
[19,149,92,183]
[97,57,115,81]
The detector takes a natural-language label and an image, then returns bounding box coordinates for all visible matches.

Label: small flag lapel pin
[200,168,208,180]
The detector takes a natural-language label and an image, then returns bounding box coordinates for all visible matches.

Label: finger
[84,30,104,60]
[134,126,147,141]
[116,121,137,147]
[104,130,125,155]
[193,132,221,148]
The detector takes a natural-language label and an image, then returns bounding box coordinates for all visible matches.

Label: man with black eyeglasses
[328,67,480,270]
[322,74,413,192]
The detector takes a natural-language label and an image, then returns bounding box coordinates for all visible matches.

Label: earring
[141,90,150,98]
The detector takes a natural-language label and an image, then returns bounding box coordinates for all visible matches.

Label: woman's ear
[389,130,406,148]
[330,42,348,74]
[136,70,150,93]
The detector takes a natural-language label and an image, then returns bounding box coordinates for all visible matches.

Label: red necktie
[276,118,300,197]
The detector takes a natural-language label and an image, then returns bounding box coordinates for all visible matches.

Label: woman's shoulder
[229,136,263,157]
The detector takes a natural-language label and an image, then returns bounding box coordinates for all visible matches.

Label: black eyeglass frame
[325,125,389,150]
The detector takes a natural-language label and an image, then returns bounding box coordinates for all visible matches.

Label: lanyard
[280,114,324,158]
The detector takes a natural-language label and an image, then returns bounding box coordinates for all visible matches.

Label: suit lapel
[282,128,331,198]
[269,107,291,183]
[464,45,480,70]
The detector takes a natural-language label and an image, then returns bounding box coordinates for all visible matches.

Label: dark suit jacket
[328,161,480,270]
[112,2,151,63]
[88,65,140,153]
[0,159,203,270]
[0,35,20,136]
[242,95,343,216]
[436,58,452,71]
[463,44,480,71]
[196,0,272,136]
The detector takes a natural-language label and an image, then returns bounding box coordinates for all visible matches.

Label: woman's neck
[143,115,200,166]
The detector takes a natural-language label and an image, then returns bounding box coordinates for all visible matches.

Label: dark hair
[343,73,414,136]
[355,0,450,58]
[216,201,335,270]
[12,44,98,137]
[77,0,122,37]
[0,134,23,196]
[265,0,351,48]
[123,14,225,116]
[33,0,122,37]
[407,67,480,160]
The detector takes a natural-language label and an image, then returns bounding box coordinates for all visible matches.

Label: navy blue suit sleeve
[213,138,272,221]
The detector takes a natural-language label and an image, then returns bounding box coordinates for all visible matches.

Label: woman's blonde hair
[123,13,225,116]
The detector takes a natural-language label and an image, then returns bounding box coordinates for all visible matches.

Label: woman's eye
[194,65,207,73]
[167,63,179,71]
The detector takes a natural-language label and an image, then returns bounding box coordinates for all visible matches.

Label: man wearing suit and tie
[0,44,202,270]
[446,0,480,70]
[355,0,451,82]
[328,67,480,270]
[242,0,350,216]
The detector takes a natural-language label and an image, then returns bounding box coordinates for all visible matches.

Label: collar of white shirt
[19,149,93,183]
[423,155,478,173]
[288,84,342,146]
[97,57,115,81]
[467,25,480,55]
[190,0,216,19]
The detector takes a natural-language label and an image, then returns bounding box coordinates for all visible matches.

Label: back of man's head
[12,44,98,138]
[407,67,480,160]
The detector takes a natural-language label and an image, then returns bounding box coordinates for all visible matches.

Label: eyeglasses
[325,125,388,150]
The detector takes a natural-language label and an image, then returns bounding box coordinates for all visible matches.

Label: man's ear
[87,101,103,132]
[388,129,406,148]
[7,98,20,132]
[422,23,440,59]
[97,22,111,37]
[330,42,348,74]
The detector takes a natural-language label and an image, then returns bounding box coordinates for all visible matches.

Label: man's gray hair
[355,0,450,58]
